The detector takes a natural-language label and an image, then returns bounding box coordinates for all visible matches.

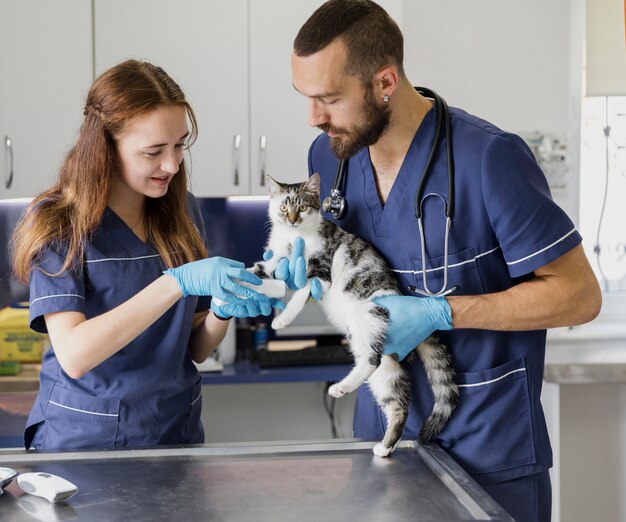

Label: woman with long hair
[11,60,273,450]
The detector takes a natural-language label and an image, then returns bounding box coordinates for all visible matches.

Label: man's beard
[318,87,391,160]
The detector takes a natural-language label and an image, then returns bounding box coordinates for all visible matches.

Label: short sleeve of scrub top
[480,132,580,277]
[29,244,85,334]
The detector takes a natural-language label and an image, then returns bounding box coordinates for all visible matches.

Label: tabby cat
[252,173,459,457]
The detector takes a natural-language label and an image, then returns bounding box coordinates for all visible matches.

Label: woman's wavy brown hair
[11,60,208,283]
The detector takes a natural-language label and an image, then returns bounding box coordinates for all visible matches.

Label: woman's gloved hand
[264,236,324,300]
[164,256,272,316]
[372,295,453,361]
[210,295,283,320]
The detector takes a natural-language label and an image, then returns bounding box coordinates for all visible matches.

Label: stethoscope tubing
[414,87,454,220]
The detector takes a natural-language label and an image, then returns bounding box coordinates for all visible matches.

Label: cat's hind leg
[327,309,386,398]
[327,351,380,398]
[367,357,411,457]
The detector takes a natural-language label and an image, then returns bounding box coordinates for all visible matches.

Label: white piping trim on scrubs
[191,393,202,406]
[390,227,578,275]
[391,247,500,276]
[506,228,577,266]
[30,293,85,305]
[86,254,161,263]
[49,400,119,417]
[457,367,526,389]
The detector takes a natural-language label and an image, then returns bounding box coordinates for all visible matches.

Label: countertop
[544,320,626,383]
[544,362,626,383]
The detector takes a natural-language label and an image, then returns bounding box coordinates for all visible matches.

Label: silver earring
[383,94,390,103]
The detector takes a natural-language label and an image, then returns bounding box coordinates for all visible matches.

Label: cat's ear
[304,173,321,195]
[266,175,282,197]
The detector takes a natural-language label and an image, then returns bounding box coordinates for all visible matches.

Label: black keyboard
[256,345,354,368]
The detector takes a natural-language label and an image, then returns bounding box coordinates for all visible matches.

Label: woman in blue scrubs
[289,2,602,521]
[11,60,274,451]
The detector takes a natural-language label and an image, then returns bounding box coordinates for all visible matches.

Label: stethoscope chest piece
[322,188,346,219]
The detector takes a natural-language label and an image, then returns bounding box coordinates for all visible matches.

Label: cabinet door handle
[259,135,267,186]
[4,136,13,190]
[232,134,241,186]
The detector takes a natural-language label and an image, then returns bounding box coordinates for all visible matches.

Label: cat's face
[267,174,321,229]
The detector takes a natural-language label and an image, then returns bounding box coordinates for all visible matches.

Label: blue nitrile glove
[164,256,271,315]
[264,236,323,300]
[272,236,307,289]
[372,295,453,361]
[210,295,283,320]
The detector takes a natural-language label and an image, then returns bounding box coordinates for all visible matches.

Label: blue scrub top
[25,194,211,450]
[309,105,581,483]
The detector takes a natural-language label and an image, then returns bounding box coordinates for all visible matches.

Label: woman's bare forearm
[189,311,230,363]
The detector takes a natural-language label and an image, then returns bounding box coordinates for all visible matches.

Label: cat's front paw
[373,443,392,458]
[328,383,347,398]
[249,262,267,278]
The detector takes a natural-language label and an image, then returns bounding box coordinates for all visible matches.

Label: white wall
[402,0,572,133]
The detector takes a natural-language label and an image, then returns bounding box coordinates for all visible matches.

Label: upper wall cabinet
[0,1,93,199]
[248,0,325,194]
[95,0,324,197]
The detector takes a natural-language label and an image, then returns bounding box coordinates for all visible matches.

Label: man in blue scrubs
[289,1,602,520]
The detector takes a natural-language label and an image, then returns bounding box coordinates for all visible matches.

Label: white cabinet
[94,0,248,197]
[248,0,324,193]
[94,0,323,197]
[0,0,93,198]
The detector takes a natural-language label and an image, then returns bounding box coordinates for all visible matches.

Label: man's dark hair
[293,0,405,83]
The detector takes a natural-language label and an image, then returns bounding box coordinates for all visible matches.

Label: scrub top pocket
[42,385,120,450]
[437,358,536,475]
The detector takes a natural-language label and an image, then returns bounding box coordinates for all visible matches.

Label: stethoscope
[321,87,459,297]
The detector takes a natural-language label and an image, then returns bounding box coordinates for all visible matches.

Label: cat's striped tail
[416,336,459,442]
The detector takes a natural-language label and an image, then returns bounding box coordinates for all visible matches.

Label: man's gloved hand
[270,236,307,290]
[264,236,323,301]
[164,256,272,315]
[372,295,453,361]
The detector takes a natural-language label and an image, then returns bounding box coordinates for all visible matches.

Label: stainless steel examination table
[0,440,513,521]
